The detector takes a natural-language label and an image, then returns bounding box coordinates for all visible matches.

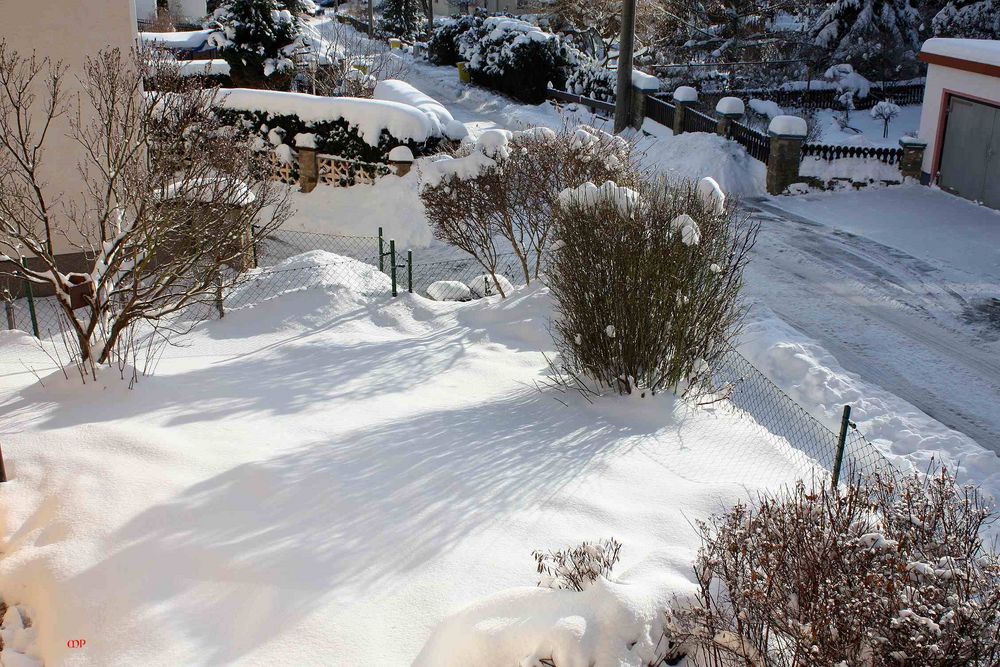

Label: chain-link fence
[708,345,896,482]
[3,230,897,485]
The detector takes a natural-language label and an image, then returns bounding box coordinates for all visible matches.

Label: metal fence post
[390,240,397,297]
[250,224,259,269]
[378,227,385,272]
[407,250,413,294]
[832,404,852,487]
[21,260,39,338]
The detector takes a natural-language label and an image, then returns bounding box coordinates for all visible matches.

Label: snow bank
[799,156,901,184]
[468,273,515,298]
[217,88,438,146]
[414,551,696,667]
[740,315,1000,498]
[748,98,782,119]
[427,280,471,301]
[920,38,1000,68]
[282,170,433,248]
[139,29,214,49]
[373,79,469,141]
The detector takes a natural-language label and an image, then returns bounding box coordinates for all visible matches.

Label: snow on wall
[373,79,468,141]
[921,38,1000,68]
[799,156,902,183]
[216,89,439,147]
[139,30,214,50]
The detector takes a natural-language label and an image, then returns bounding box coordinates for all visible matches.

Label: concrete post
[671,86,698,135]
[898,136,928,181]
[766,115,808,195]
[388,145,415,177]
[297,146,318,193]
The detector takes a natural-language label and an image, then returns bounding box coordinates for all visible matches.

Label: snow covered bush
[547,177,757,396]
[0,45,290,377]
[427,14,484,66]
[668,467,1000,666]
[420,124,638,294]
[809,0,921,79]
[311,21,409,98]
[533,538,622,591]
[564,60,617,102]
[214,92,443,163]
[457,17,576,104]
[871,100,901,138]
[206,0,303,87]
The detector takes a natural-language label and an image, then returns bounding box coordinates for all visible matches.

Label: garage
[915,38,1000,210]
[937,96,1000,208]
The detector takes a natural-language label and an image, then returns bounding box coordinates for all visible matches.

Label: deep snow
[0,254,811,666]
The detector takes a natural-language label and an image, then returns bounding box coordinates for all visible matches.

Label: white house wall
[918,63,1000,177]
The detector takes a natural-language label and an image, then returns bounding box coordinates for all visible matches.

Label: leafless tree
[420,124,642,295]
[0,43,291,379]
[308,20,409,97]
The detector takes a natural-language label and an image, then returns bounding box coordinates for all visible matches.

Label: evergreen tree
[207,0,303,86]
[933,0,999,38]
[809,0,922,78]
[378,0,424,40]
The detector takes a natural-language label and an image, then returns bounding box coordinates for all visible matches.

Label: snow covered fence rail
[800,143,904,165]
[699,81,925,112]
[545,88,615,118]
[709,345,896,482]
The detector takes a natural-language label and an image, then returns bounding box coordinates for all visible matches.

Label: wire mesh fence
[254,227,382,267]
[708,345,896,483]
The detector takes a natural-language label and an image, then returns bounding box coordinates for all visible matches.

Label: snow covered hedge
[215,88,444,162]
[206,0,304,85]
[455,17,577,104]
[427,15,483,66]
[564,60,616,103]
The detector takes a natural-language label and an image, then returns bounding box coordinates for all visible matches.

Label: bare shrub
[308,21,409,98]
[533,538,622,591]
[547,177,757,396]
[420,124,641,295]
[667,467,1000,666]
[0,44,290,380]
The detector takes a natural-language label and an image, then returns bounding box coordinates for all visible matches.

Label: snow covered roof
[920,38,1000,73]
[216,89,440,147]
[140,30,215,50]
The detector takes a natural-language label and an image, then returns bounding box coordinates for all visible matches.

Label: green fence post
[832,404,852,488]
[250,224,259,269]
[390,239,397,297]
[407,250,413,294]
[378,227,385,272]
[21,259,39,338]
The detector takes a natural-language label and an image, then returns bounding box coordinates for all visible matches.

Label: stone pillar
[671,86,698,135]
[714,96,745,138]
[898,136,927,181]
[297,146,318,193]
[388,145,415,177]
[766,115,808,196]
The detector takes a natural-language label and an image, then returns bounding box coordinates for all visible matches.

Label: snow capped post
[714,97,745,139]
[898,135,928,182]
[388,145,415,177]
[766,115,808,195]
[294,133,318,193]
[627,70,660,131]
[671,86,698,135]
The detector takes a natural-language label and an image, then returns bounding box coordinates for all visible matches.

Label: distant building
[916,38,1000,209]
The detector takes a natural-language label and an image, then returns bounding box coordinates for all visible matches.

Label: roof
[919,38,1000,77]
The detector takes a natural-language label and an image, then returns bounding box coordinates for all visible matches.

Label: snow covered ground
[0,256,811,666]
[744,187,1000,487]
[812,105,922,147]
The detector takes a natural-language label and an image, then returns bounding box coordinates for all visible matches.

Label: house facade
[2,0,138,272]
[916,38,1000,210]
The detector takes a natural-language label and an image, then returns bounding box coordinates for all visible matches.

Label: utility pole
[613,0,637,133]
[368,0,375,36]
